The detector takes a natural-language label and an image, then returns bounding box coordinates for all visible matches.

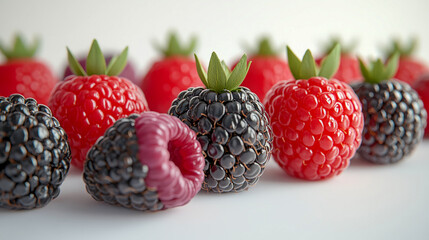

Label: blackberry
[351,54,427,164]
[0,94,71,210]
[83,112,204,211]
[169,52,273,193]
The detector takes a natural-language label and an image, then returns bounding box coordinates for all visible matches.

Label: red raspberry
[49,75,148,169]
[231,37,293,101]
[0,35,58,105]
[265,77,363,180]
[413,73,429,138]
[49,40,148,170]
[142,57,201,113]
[141,33,202,113]
[264,45,364,180]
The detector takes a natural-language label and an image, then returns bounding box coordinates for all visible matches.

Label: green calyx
[253,37,279,56]
[321,36,357,55]
[359,52,399,84]
[155,32,197,57]
[287,44,341,80]
[0,34,40,60]
[195,52,251,93]
[385,37,417,58]
[67,39,128,76]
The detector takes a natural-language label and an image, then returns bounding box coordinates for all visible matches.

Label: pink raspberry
[83,112,205,211]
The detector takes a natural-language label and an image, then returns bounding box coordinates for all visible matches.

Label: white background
[1,0,429,240]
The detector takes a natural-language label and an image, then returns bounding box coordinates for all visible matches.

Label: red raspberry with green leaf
[232,37,293,101]
[385,38,429,85]
[315,37,361,84]
[141,33,202,113]
[49,40,148,170]
[264,45,364,180]
[0,35,58,105]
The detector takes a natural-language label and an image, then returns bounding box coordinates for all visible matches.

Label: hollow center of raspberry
[167,140,187,176]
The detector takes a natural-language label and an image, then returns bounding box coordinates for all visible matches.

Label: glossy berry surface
[84,112,204,211]
[0,94,71,210]
[141,56,202,113]
[352,80,427,163]
[414,74,429,137]
[63,55,137,84]
[169,87,273,193]
[394,57,429,85]
[0,60,57,105]
[316,55,361,84]
[234,56,292,101]
[49,75,148,170]
[264,77,364,180]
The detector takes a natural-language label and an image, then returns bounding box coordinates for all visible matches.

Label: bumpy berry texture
[0,94,71,210]
[414,74,429,137]
[134,112,204,208]
[49,75,148,170]
[49,40,149,170]
[0,36,57,105]
[352,80,427,163]
[84,113,204,211]
[264,77,363,180]
[141,33,202,113]
[169,87,272,192]
[63,55,138,84]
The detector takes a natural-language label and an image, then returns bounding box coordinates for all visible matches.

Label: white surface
[1,1,429,240]
[1,141,429,240]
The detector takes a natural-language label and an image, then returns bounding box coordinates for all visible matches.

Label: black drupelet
[0,94,71,209]
[83,114,163,211]
[169,87,272,193]
[352,80,427,164]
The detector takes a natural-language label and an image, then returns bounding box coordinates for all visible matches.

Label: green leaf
[194,54,208,87]
[106,46,128,76]
[86,39,106,75]
[0,35,40,60]
[13,35,28,59]
[384,52,399,80]
[299,50,317,79]
[166,33,181,56]
[67,47,87,76]
[286,46,301,80]
[227,54,248,91]
[318,44,341,79]
[257,37,277,56]
[372,59,385,82]
[207,52,227,92]
[221,60,231,79]
[358,58,371,82]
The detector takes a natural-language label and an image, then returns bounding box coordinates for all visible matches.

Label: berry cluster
[1,35,427,212]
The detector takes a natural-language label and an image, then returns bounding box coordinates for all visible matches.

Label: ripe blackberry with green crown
[351,54,427,164]
[169,52,273,193]
[264,45,364,180]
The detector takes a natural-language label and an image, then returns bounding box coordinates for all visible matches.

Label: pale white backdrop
[1,0,429,76]
[0,1,429,240]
